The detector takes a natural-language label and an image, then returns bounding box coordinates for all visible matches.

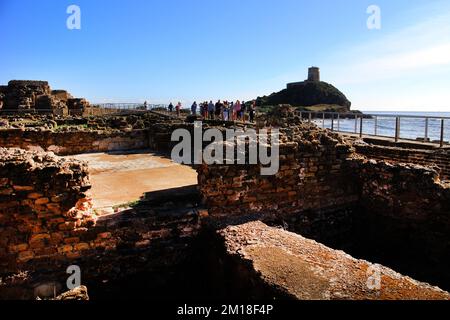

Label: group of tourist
[167,100,257,123]
[167,102,183,117]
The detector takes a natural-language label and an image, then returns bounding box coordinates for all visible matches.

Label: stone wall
[2,81,51,110]
[0,148,93,270]
[0,80,89,114]
[51,90,73,102]
[346,156,450,290]
[197,118,450,290]
[2,126,450,299]
[197,123,360,242]
[355,144,450,180]
[0,129,149,155]
[0,148,202,299]
[0,112,194,155]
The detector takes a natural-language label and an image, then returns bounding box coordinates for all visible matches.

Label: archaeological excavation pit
[67,150,198,214]
[0,106,449,300]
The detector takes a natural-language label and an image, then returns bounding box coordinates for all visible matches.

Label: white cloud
[333,43,450,85]
[328,11,450,85]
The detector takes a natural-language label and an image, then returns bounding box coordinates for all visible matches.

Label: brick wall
[197,124,360,242]
[355,144,450,180]
[0,148,201,299]
[0,129,149,155]
[0,148,94,270]
[346,157,450,290]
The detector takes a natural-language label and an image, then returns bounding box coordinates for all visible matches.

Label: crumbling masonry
[0,106,450,300]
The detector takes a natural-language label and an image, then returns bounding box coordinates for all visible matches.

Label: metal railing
[297,111,450,148]
[93,103,168,110]
[88,103,169,116]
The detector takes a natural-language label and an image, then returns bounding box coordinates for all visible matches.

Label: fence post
[440,119,445,148]
[374,116,378,135]
[395,117,400,143]
[425,118,429,141]
[337,113,340,131]
[308,112,312,123]
[359,116,363,138]
[331,114,334,131]
[322,113,325,129]
[354,114,358,133]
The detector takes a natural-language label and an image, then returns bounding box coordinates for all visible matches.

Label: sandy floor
[66,150,198,212]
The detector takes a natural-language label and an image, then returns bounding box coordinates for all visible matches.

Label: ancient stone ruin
[0,80,90,116]
[0,104,449,300]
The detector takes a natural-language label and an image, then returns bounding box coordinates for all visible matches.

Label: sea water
[314,111,450,143]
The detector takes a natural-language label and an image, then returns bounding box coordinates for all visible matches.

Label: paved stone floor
[67,150,198,214]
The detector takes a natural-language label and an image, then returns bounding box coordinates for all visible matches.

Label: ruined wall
[0,148,201,299]
[0,112,196,155]
[0,129,149,155]
[346,157,450,290]
[67,98,90,116]
[197,115,450,290]
[0,148,94,270]
[0,80,89,114]
[355,144,450,180]
[197,123,360,242]
[3,81,51,110]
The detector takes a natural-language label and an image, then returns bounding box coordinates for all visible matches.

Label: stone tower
[286,67,321,89]
[307,67,320,82]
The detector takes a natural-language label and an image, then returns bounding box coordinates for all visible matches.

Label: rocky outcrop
[256,81,351,109]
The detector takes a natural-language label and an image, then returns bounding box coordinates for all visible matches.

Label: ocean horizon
[316,111,450,142]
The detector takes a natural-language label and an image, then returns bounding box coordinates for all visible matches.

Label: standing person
[208,101,215,120]
[241,101,247,122]
[234,100,241,121]
[176,102,182,117]
[215,100,222,120]
[143,101,148,110]
[229,101,234,121]
[223,101,229,121]
[191,101,198,115]
[168,102,174,113]
[249,100,256,123]
[205,101,209,119]
[200,102,206,118]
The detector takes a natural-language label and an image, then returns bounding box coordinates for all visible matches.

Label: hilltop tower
[307,67,320,82]
[286,67,321,89]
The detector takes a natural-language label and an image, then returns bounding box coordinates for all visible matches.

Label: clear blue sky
[1,0,450,111]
